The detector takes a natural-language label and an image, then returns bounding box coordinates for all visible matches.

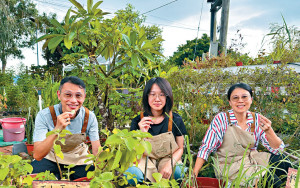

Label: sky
[7,0,300,69]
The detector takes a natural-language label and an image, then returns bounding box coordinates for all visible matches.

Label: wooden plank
[286,168,299,188]
[32,181,90,188]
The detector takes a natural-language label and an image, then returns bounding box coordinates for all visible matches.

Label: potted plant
[25,108,35,156]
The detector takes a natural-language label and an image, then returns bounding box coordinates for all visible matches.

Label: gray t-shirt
[33,104,99,142]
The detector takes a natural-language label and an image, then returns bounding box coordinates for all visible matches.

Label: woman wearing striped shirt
[193,83,291,187]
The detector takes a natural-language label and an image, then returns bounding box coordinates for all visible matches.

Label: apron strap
[226,111,256,132]
[251,112,255,132]
[226,111,231,125]
[49,106,57,127]
[140,111,173,131]
[167,111,173,132]
[82,107,89,133]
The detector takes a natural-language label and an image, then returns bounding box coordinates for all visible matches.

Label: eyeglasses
[230,95,250,102]
[148,92,167,100]
[61,92,84,100]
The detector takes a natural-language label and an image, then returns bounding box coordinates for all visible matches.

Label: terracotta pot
[25,143,34,156]
[273,60,281,64]
[236,62,243,66]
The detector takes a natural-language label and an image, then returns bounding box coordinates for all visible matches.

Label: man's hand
[55,111,74,130]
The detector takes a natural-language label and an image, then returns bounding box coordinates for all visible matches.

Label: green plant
[0,154,33,187]
[25,108,35,144]
[46,129,72,179]
[86,129,152,187]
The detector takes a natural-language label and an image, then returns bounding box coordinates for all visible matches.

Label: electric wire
[193,0,204,61]
[141,0,179,15]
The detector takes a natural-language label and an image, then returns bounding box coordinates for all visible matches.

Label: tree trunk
[1,55,6,73]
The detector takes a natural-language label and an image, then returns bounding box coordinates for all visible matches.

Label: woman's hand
[259,114,272,132]
[259,114,282,149]
[159,160,173,179]
[138,117,153,132]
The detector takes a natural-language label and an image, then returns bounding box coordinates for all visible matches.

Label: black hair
[59,76,86,92]
[227,83,253,100]
[142,77,173,116]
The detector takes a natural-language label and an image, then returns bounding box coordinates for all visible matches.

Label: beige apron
[137,112,182,182]
[214,112,271,186]
[44,106,92,165]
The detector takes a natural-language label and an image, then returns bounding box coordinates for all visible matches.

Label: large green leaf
[122,34,131,46]
[65,8,72,25]
[124,137,136,151]
[48,36,64,50]
[69,0,84,11]
[141,140,152,155]
[142,51,155,62]
[92,1,103,13]
[0,168,9,181]
[131,53,138,67]
[50,19,65,33]
[130,31,137,47]
[111,148,122,170]
[64,35,73,49]
[87,0,93,13]
[37,34,63,42]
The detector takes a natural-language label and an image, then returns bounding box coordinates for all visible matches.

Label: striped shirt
[197,109,285,160]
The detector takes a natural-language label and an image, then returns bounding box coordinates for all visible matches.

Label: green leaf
[131,53,138,67]
[99,172,114,181]
[48,36,64,50]
[141,41,152,49]
[69,0,84,10]
[64,35,73,49]
[22,175,33,185]
[124,137,136,151]
[53,144,64,159]
[0,168,9,181]
[122,34,131,46]
[65,8,72,24]
[142,52,155,62]
[92,1,103,13]
[152,172,162,182]
[142,140,152,155]
[37,34,63,42]
[50,19,65,32]
[130,31,137,47]
[111,148,122,170]
[87,0,93,13]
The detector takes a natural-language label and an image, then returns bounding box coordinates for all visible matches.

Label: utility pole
[219,0,230,54]
[207,0,230,56]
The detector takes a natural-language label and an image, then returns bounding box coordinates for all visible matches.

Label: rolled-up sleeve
[259,131,285,155]
[33,111,50,142]
[197,113,225,160]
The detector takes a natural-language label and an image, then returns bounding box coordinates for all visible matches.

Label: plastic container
[0,117,26,142]
[195,177,223,188]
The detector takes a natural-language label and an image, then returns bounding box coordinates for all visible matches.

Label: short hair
[142,77,173,116]
[59,76,86,92]
[227,83,253,100]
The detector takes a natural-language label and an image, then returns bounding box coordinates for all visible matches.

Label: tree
[0,0,38,73]
[37,0,164,130]
[168,34,210,66]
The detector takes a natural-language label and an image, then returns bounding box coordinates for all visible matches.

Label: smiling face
[148,83,166,114]
[229,88,252,113]
[57,82,86,116]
